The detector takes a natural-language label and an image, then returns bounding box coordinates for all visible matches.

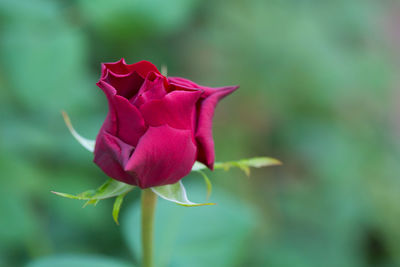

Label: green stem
[141,188,157,267]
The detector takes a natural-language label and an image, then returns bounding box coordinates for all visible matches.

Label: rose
[94,59,238,188]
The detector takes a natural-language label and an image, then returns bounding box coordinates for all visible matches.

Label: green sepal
[62,111,95,152]
[191,161,208,171]
[151,181,215,207]
[113,192,128,225]
[52,179,135,207]
[196,170,212,200]
[192,157,281,176]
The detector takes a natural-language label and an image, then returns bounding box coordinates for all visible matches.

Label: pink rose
[94,59,238,188]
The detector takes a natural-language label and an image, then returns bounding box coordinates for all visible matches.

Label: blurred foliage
[1,0,400,266]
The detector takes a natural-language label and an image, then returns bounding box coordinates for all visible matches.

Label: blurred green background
[1,0,400,266]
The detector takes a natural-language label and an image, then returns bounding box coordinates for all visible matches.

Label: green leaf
[196,170,212,200]
[151,181,214,207]
[123,183,258,267]
[62,111,95,152]
[112,192,127,225]
[27,254,132,267]
[52,179,135,204]
[191,157,281,175]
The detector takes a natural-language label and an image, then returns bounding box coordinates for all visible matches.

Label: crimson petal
[168,76,200,89]
[102,70,144,99]
[126,60,161,78]
[94,131,139,185]
[132,72,168,107]
[195,85,239,169]
[96,80,147,147]
[101,58,160,79]
[124,125,197,188]
[139,90,202,130]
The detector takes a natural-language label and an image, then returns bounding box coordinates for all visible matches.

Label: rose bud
[94,59,238,188]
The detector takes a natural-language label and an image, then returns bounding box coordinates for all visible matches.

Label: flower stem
[141,188,157,267]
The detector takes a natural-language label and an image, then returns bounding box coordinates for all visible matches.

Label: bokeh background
[1,0,400,266]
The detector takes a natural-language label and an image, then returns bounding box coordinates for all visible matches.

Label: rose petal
[101,58,160,79]
[168,76,200,89]
[126,60,161,78]
[168,77,230,97]
[195,85,239,169]
[132,72,167,107]
[102,70,144,99]
[101,58,128,78]
[139,90,202,130]
[94,131,139,185]
[140,72,167,100]
[96,80,147,146]
[124,125,197,188]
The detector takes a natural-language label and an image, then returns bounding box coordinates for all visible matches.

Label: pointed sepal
[113,192,128,225]
[191,157,282,176]
[52,179,135,207]
[151,181,215,207]
[62,111,96,152]
[196,170,212,200]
